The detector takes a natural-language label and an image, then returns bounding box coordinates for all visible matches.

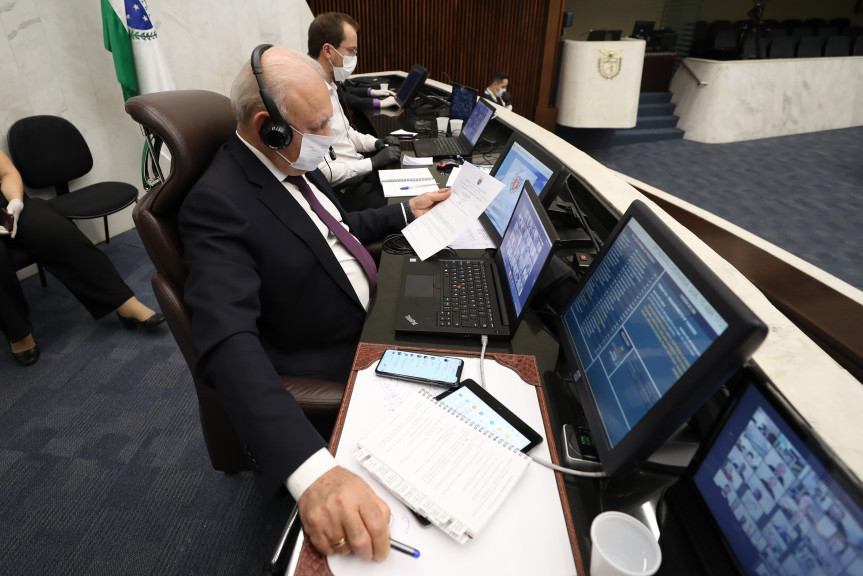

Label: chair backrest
[7,115,93,195]
[855,36,863,56]
[797,35,824,57]
[824,35,851,57]
[768,36,796,58]
[125,90,247,472]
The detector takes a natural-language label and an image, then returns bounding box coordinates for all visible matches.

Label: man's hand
[370,146,401,169]
[374,136,400,150]
[378,96,397,108]
[4,199,23,238]
[298,466,391,562]
[370,89,396,98]
[409,188,451,218]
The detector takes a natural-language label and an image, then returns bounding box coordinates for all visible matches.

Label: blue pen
[400,186,410,190]
[390,537,420,558]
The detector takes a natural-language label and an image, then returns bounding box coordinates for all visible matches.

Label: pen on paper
[390,537,420,558]
[400,186,410,190]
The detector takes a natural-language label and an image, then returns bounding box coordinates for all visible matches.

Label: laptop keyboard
[431,138,461,156]
[439,260,495,329]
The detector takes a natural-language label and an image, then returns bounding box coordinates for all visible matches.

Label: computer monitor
[449,84,478,121]
[554,200,768,478]
[631,20,655,41]
[395,64,429,108]
[586,29,622,41]
[681,372,863,576]
[460,100,493,149]
[483,134,564,242]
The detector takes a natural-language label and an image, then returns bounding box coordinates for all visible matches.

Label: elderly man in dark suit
[178,45,449,562]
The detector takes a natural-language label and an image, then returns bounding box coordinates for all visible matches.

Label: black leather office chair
[7,115,139,244]
[124,89,366,473]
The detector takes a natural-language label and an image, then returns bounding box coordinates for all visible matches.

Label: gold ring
[333,537,347,549]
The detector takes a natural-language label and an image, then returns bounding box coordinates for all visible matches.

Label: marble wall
[670,56,863,143]
[0,0,313,247]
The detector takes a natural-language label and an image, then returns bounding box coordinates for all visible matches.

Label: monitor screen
[461,100,493,148]
[395,64,429,107]
[555,200,767,477]
[486,134,564,240]
[631,20,655,40]
[693,380,863,576]
[449,84,477,121]
[498,182,557,318]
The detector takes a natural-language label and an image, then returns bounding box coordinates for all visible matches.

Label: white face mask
[498,88,507,96]
[328,45,357,82]
[276,126,336,172]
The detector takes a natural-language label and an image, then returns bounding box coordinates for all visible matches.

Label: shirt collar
[236,130,290,182]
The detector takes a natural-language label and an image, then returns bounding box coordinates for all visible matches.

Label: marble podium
[556,38,646,128]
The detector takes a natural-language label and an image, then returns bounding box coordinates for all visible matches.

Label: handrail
[680,60,708,87]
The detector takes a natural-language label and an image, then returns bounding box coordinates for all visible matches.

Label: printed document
[402,162,503,260]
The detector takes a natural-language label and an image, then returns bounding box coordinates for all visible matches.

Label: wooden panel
[309,0,564,122]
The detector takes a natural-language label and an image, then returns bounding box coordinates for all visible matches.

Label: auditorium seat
[780,19,803,34]
[790,26,815,40]
[817,26,838,38]
[709,28,739,59]
[802,18,826,32]
[768,36,796,58]
[708,20,733,44]
[824,35,851,57]
[827,18,850,31]
[796,36,824,58]
[690,20,709,56]
[854,36,863,56]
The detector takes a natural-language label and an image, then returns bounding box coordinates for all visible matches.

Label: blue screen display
[461,101,493,147]
[498,190,554,317]
[486,142,555,237]
[694,385,863,576]
[562,218,728,448]
[449,85,477,121]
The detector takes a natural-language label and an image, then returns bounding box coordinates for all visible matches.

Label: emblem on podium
[598,49,623,79]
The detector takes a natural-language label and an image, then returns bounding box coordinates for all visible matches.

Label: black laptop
[413,100,494,158]
[659,368,863,576]
[394,182,559,338]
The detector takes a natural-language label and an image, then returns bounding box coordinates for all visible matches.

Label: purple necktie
[285,175,377,293]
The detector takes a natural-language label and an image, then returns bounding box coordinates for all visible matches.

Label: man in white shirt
[309,12,401,211]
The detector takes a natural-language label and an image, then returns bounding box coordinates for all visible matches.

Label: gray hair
[230,46,327,128]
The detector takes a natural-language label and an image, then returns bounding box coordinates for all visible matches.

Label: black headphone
[250,44,292,150]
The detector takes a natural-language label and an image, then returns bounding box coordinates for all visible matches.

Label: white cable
[530,454,607,478]
[479,335,489,389]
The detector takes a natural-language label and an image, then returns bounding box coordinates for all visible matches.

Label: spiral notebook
[355,388,531,544]
[379,168,439,197]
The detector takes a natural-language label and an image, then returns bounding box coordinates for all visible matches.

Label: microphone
[442,71,454,85]
[329,146,336,160]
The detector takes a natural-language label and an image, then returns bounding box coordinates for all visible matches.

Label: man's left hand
[409,188,451,218]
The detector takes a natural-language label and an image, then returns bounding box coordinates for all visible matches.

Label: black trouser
[0,197,134,342]
[336,171,386,212]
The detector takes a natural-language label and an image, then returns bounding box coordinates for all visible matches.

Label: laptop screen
[692,382,863,576]
[449,84,477,121]
[461,100,493,148]
[486,139,559,238]
[498,183,556,317]
[395,64,428,107]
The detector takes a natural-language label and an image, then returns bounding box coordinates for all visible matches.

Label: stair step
[635,115,679,130]
[638,91,673,105]
[611,127,685,145]
[638,102,676,117]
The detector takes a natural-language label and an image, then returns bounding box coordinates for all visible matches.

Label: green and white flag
[101,0,175,100]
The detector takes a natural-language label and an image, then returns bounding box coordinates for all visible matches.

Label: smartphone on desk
[375,349,463,388]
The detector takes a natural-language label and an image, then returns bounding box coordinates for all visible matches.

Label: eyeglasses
[337,46,358,57]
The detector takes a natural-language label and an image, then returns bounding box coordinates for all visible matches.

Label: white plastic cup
[590,512,661,576]
[436,116,449,136]
[380,82,388,91]
[450,118,464,136]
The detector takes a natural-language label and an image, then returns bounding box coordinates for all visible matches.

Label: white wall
[0,0,313,250]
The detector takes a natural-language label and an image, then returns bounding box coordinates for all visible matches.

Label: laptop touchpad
[404,274,435,298]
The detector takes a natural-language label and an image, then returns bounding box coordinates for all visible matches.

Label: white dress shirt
[318,82,379,187]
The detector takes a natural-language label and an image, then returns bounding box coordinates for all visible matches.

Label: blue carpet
[0,231,291,575]
[587,126,863,292]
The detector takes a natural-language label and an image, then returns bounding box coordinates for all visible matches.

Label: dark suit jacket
[178,134,405,494]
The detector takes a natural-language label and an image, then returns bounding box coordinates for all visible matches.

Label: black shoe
[117,311,166,330]
[12,344,40,367]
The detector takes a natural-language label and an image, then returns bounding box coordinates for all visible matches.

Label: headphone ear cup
[259,118,292,150]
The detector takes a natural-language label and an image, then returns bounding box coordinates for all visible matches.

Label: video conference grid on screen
[562,217,728,448]
[498,189,555,318]
[694,384,863,576]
